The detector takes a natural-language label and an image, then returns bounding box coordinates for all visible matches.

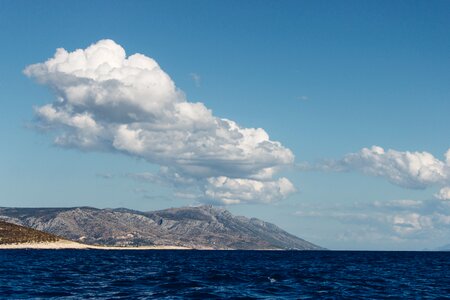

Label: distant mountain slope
[0,206,323,250]
[0,220,61,244]
[434,244,450,251]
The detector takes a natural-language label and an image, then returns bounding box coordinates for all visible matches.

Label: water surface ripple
[1,250,449,299]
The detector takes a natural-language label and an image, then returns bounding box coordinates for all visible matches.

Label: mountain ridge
[0,205,323,250]
[0,220,62,244]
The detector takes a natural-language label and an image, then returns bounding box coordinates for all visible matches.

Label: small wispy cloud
[127,172,158,183]
[189,72,201,87]
[96,172,114,179]
[133,188,173,201]
[297,95,308,101]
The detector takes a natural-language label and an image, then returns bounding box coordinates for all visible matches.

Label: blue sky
[1,0,449,250]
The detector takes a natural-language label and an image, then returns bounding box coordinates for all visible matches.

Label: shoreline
[0,240,191,250]
[0,240,290,251]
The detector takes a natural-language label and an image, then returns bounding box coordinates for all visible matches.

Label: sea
[1,250,449,299]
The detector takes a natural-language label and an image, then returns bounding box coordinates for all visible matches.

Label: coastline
[0,240,191,250]
[0,240,289,250]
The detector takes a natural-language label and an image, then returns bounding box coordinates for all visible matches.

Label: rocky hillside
[0,206,323,250]
[0,220,61,244]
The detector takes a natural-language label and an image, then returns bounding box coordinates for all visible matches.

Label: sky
[0,0,449,250]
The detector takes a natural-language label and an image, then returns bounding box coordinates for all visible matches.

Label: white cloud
[295,198,450,240]
[435,187,450,201]
[392,213,432,235]
[372,199,423,209]
[204,176,296,205]
[313,146,450,189]
[25,39,295,205]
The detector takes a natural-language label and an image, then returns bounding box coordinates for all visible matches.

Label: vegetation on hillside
[0,220,60,244]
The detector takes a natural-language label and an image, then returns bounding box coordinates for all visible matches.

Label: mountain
[0,206,323,250]
[0,220,61,244]
[434,244,450,251]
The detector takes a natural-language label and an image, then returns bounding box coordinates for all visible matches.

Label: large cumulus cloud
[25,39,295,205]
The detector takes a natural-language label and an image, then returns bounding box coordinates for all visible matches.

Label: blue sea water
[0,250,449,299]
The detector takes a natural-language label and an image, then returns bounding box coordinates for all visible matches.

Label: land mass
[0,205,323,250]
[0,219,60,244]
[0,219,188,249]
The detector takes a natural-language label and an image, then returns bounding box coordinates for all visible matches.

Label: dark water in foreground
[1,250,449,299]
